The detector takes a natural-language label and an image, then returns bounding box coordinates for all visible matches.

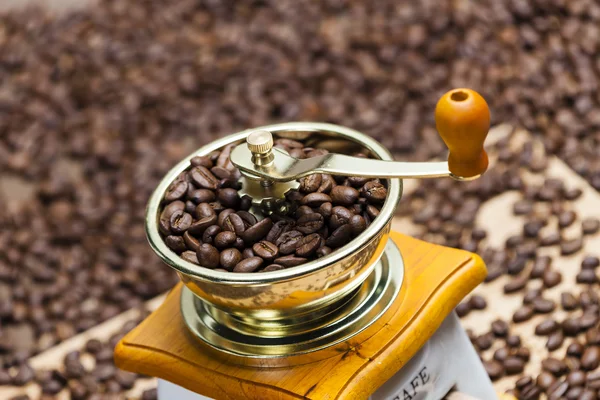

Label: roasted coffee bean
[455,302,471,318]
[261,264,284,272]
[562,318,581,336]
[582,256,600,269]
[188,214,218,236]
[543,269,562,288]
[567,342,584,357]
[252,241,279,260]
[516,347,530,362]
[189,166,218,190]
[503,275,528,293]
[547,331,564,351]
[493,347,510,362]
[295,206,314,219]
[542,357,567,376]
[217,209,236,228]
[142,388,158,400]
[540,232,561,246]
[233,257,263,273]
[164,180,188,202]
[507,256,527,275]
[484,360,504,381]
[191,156,213,168]
[366,205,380,219]
[533,298,556,314]
[565,356,581,372]
[317,246,332,258]
[582,218,600,235]
[169,210,192,234]
[222,213,245,235]
[220,249,243,271]
[504,357,525,375]
[202,225,221,245]
[183,231,201,252]
[579,313,599,330]
[515,376,533,390]
[587,370,600,389]
[13,363,35,385]
[317,175,335,193]
[349,214,367,236]
[295,234,322,257]
[530,256,551,279]
[242,218,273,243]
[299,174,322,193]
[491,320,509,337]
[536,319,559,336]
[214,231,237,249]
[475,333,493,350]
[587,328,600,345]
[302,193,332,207]
[277,230,304,255]
[196,244,220,269]
[577,269,598,284]
[242,248,255,259]
[523,220,544,237]
[217,188,240,208]
[237,211,257,227]
[561,237,583,255]
[159,201,185,235]
[579,390,597,400]
[296,213,324,234]
[330,185,359,206]
[582,346,600,370]
[188,189,215,204]
[274,255,308,268]
[561,292,579,310]
[537,371,556,390]
[165,235,186,253]
[362,181,387,203]
[567,370,586,386]
[329,206,353,230]
[523,288,542,304]
[558,210,577,228]
[181,251,199,265]
[469,295,487,310]
[326,224,352,248]
[265,220,292,243]
[548,381,569,399]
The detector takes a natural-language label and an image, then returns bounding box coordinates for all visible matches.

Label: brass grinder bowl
[145,122,402,323]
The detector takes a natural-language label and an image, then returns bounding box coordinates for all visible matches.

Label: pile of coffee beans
[158,138,385,272]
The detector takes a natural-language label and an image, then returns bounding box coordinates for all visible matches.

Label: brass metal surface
[180,239,404,367]
[145,123,402,319]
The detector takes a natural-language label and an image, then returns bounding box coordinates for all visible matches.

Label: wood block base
[115,232,487,400]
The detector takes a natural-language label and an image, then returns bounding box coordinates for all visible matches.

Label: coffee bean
[537,371,556,390]
[491,319,509,337]
[567,342,584,357]
[188,214,218,236]
[329,206,353,230]
[484,360,504,380]
[582,256,600,269]
[262,264,285,272]
[561,237,583,255]
[362,181,387,203]
[543,269,562,288]
[220,248,242,271]
[222,213,245,235]
[562,318,581,336]
[295,234,322,257]
[504,356,525,375]
[242,218,273,243]
[296,213,324,234]
[504,275,528,293]
[558,210,577,228]
[579,390,597,400]
[165,235,186,253]
[469,295,487,310]
[180,251,199,265]
[567,370,586,386]
[189,166,218,190]
[169,210,192,234]
[507,256,527,275]
[577,268,598,283]
[582,218,600,235]
[326,224,352,248]
[548,381,569,399]
[202,225,221,245]
[349,214,367,236]
[475,333,494,350]
[493,347,510,362]
[13,363,35,385]
[159,201,185,235]
[366,205,380,219]
[142,388,158,400]
[302,192,332,207]
[540,232,561,246]
[587,370,600,389]
[582,346,600,370]
[533,298,556,314]
[455,302,471,318]
[547,331,564,351]
[252,241,279,260]
[523,288,542,304]
[188,189,216,204]
[183,231,201,252]
[232,257,263,273]
[330,185,359,206]
[191,156,213,168]
[536,319,559,336]
[561,292,579,311]
[524,220,544,237]
[542,357,567,376]
[217,188,240,208]
[299,174,322,193]
[515,376,533,390]
[196,244,220,269]
[579,313,599,330]
[237,211,257,227]
[276,230,304,255]
[164,180,188,202]
[273,255,307,268]
[214,231,237,249]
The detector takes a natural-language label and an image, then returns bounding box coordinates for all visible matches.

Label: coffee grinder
[115,88,501,400]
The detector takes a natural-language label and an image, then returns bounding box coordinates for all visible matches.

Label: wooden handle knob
[435,88,490,178]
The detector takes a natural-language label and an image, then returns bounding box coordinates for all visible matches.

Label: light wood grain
[115,231,487,400]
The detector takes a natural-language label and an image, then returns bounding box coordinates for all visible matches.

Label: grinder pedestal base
[115,232,496,400]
